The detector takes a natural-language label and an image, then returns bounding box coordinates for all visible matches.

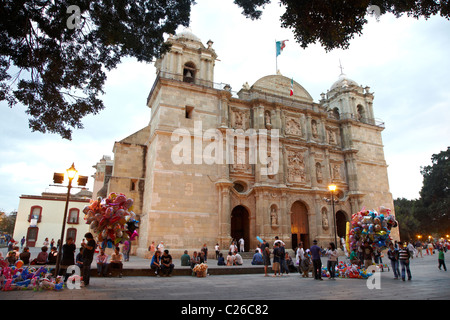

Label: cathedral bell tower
[154,28,217,88]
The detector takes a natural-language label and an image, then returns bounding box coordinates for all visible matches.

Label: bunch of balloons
[348,206,398,251]
[83,192,139,248]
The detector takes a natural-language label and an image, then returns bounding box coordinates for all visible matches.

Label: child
[301,250,311,278]
[438,248,447,271]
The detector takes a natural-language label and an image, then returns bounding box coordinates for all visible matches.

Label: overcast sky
[0,0,449,213]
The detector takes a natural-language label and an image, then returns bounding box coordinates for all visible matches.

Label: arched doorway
[231,205,250,252]
[291,201,309,249]
[336,210,348,240]
[26,227,39,247]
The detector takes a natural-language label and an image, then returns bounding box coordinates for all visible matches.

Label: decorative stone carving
[327,128,337,144]
[332,163,342,180]
[287,150,306,183]
[285,117,302,136]
[232,109,247,129]
[232,149,252,173]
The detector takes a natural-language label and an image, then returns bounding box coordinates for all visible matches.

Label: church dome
[330,73,359,91]
[251,75,313,102]
[174,27,202,42]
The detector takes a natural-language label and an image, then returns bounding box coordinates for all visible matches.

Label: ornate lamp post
[52,163,87,276]
[328,184,338,246]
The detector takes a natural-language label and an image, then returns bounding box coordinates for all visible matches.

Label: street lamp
[328,184,338,246]
[52,163,87,276]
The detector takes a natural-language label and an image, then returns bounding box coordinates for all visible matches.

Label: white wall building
[13,190,92,247]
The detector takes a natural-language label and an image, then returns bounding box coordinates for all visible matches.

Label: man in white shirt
[239,238,245,252]
[234,251,244,265]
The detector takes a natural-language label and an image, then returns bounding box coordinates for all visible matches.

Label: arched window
[332,107,340,119]
[183,62,196,83]
[357,104,366,121]
[28,206,42,223]
[68,208,80,224]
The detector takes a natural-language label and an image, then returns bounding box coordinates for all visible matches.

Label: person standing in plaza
[59,237,76,281]
[148,241,156,257]
[239,238,245,252]
[81,232,96,286]
[310,240,323,280]
[263,246,271,276]
[415,240,423,258]
[215,243,220,259]
[201,243,208,262]
[296,242,305,273]
[387,242,400,279]
[272,242,281,277]
[326,242,338,279]
[398,242,412,281]
[438,247,447,271]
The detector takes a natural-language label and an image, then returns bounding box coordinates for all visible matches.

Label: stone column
[216,179,233,248]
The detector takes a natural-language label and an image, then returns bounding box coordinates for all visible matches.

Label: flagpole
[275,39,278,74]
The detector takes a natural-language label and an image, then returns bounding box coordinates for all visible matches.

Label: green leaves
[1,0,194,140]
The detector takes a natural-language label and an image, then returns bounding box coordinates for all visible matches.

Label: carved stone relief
[232,109,248,130]
[286,149,306,183]
[285,117,302,136]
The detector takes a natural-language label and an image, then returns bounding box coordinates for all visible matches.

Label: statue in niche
[265,110,271,129]
[315,162,323,183]
[270,206,279,226]
[311,120,319,138]
[322,208,329,230]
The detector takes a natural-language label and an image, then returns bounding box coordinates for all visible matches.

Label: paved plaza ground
[1,246,448,302]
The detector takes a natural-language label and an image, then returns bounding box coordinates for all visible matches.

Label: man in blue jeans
[310,240,323,280]
[398,242,412,281]
[387,242,400,279]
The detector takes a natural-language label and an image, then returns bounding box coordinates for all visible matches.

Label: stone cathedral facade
[95,29,398,258]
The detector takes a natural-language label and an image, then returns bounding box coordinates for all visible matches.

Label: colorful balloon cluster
[83,192,139,248]
[348,206,398,251]
[0,260,63,291]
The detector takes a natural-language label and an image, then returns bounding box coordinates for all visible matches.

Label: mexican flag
[290,78,294,96]
[276,40,288,57]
